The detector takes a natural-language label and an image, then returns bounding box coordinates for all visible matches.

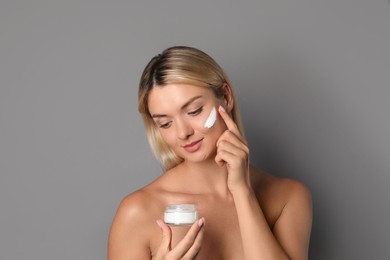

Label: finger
[156,219,172,253]
[218,106,241,138]
[181,220,205,259]
[217,140,249,158]
[215,133,249,169]
[215,148,245,169]
[216,135,249,159]
[217,131,249,153]
[215,149,226,167]
[169,218,205,259]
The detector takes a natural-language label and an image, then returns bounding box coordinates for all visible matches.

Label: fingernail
[198,217,205,227]
[219,105,226,113]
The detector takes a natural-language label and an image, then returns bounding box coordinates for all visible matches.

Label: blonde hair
[138,46,244,170]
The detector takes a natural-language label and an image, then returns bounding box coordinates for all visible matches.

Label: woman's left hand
[215,106,251,192]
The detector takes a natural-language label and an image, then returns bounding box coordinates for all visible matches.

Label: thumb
[156,219,172,253]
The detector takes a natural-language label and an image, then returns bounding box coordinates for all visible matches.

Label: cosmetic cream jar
[164,204,198,226]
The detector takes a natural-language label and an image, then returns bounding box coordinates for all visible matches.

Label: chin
[186,150,216,163]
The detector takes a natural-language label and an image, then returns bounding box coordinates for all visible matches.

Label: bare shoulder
[274,177,312,219]
[251,166,311,202]
[250,166,312,227]
[269,175,311,203]
[115,189,154,222]
[112,171,174,219]
[108,187,162,260]
[250,167,313,259]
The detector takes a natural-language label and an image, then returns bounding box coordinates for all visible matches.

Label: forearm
[232,186,290,260]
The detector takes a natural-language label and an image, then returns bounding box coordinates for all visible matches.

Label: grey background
[1,0,389,259]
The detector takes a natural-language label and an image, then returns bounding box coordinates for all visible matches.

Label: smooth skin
[108,84,312,259]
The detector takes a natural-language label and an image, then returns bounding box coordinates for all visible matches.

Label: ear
[221,83,234,113]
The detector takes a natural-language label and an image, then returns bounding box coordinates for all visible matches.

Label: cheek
[193,109,219,134]
[159,130,176,146]
[196,114,227,136]
[193,118,208,133]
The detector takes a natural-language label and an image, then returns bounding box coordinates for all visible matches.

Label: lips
[183,139,203,153]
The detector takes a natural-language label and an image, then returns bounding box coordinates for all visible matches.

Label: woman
[108,46,312,259]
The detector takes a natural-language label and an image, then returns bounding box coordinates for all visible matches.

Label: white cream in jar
[164,204,198,226]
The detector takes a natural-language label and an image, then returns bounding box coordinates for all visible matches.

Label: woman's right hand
[154,218,205,260]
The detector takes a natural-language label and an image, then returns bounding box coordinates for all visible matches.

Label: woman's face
[148,84,228,163]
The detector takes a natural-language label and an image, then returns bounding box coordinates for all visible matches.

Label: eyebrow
[151,95,203,118]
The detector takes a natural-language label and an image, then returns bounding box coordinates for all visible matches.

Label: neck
[178,158,231,197]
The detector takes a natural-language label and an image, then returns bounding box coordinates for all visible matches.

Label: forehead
[148,84,214,113]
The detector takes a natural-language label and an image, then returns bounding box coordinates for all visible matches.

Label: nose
[176,119,194,140]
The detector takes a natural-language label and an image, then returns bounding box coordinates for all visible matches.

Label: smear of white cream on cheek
[203,106,217,128]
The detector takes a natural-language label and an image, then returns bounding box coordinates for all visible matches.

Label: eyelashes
[159,122,172,129]
[188,107,203,116]
[157,107,204,129]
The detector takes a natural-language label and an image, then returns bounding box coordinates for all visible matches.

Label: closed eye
[188,107,203,116]
[158,121,172,129]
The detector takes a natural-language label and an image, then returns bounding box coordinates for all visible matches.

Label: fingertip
[218,105,226,113]
[156,219,163,229]
[156,219,169,230]
[198,217,205,227]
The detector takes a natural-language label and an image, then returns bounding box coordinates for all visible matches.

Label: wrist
[229,183,254,198]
